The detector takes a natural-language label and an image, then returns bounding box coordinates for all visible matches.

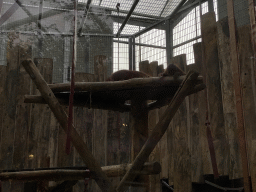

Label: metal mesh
[173,1,218,65]
[217,0,250,27]
[135,27,167,69]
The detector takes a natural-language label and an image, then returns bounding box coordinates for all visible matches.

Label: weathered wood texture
[216,17,242,179]
[116,71,202,192]
[21,59,115,192]
[237,25,256,191]
[146,61,161,192]
[193,42,211,177]
[171,55,192,192]
[201,12,229,176]
[128,60,150,192]
[90,55,108,192]
[187,62,204,183]
[73,73,94,192]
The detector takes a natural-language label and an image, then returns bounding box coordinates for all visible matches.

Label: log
[47,75,203,93]
[116,71,200,192]
[24,83,206,111]
[21,59,115,192]
[24,95,131,112]
[0,161,161,181]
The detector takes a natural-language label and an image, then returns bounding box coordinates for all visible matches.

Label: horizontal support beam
[113,40,167,49]
[173,36,201,49]
[0,162,161,181]
[46,75,203,93]
[24,95,131,112]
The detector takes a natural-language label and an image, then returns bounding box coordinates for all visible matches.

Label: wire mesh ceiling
[90,0,183,18]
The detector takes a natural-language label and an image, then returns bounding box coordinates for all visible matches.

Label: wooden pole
[0,161,161,181]
[21,59,115,192]
[116,71,202,191]
[227,0,251,191]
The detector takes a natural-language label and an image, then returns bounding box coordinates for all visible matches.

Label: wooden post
[171,55,192,191]
[73,73,94,192]
[93,55,108,192]
[237,25,256,191]
[193,42,211,177]
[201,12,229,176]
[227,1,251,191]
[21,60,115,192]
[132,60,151,191]
[148,61,161,192]
[187,62,204,183]
[216,17,243,179]
[116,71,202,192]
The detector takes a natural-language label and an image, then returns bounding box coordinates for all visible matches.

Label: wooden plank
[148,61,161,192]
[193,42,211,176]
[201,12,229,176]
[73,73,94,192]
[116,70,202,192]
[12,45,32,172]
[131,60,150,192]
[187,63,203,183]
[1,34,20,171]
[139,60,150,75]
[0,65,6,172]
[171,55,192,192]
[227,1,251,191]
[21,60,115,192]
[216,17,243,179]
[92,55,108,192]
[237,24,256,191]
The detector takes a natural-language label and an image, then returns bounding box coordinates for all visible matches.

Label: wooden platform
[24,75,204,112]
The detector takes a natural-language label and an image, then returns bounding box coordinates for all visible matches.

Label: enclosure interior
[0,0,254,191]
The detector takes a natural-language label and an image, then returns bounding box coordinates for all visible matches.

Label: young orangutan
[106,70,151,81]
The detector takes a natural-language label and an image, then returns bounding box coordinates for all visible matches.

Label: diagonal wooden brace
[22,59,115,192]
[116,70,201,192]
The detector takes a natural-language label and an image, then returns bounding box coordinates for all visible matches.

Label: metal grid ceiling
[91,0,184,18]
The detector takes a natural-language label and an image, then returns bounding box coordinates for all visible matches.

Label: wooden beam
[0,162,161,181]
[116,71,200,191]
[227,0,251,191]
[47,75,203,93]
[21,59,115,192]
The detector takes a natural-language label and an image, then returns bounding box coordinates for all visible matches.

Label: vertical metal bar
[208,0,214,12]
[227,0,251,191]
[129,37,133,70]
[166,19,172,65]
[132,36,136,70]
